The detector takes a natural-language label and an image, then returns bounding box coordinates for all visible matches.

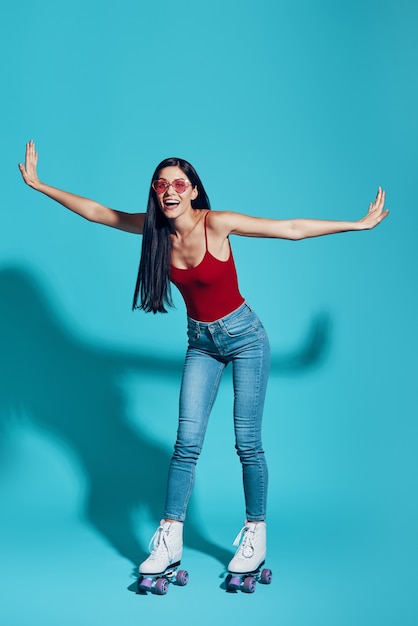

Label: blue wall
[1,1,417,625]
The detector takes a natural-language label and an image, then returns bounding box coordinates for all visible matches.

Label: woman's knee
[235,444,265,463]
[172,441,202,463]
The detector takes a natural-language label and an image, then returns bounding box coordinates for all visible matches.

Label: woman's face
[154,166,198,219]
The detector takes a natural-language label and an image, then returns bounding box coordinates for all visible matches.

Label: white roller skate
[137,520,188,595]
[226,521,272,593]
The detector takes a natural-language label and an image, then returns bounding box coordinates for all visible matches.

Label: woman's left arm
[215,187,389,240]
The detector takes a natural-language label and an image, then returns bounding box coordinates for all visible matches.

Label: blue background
[1,0,417,624]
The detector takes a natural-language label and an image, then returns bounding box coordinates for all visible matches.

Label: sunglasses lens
[152,179,189,194]
[153,180,167,194]
[172,180,188,193]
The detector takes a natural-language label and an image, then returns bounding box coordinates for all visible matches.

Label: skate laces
[147,522,173,562]
[232,523,256,559]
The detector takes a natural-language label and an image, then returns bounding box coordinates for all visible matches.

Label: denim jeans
[164,302,270,522]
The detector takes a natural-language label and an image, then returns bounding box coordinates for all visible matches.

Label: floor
[1,423,415,626]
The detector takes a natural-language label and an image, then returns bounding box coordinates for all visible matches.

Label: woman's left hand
[18,140,40,189]
[359,187,389,229]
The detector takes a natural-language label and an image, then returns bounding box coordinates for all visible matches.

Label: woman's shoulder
[206,210,239,224]
[205,210,243,238]
[206,210,246,226]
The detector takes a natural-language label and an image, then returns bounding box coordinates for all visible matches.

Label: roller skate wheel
[260,568,273,584]
[154,577,169,595]
[137,576,152,592]
[227,575,241,590]
[176,570,189,586]
[243,576,257,593]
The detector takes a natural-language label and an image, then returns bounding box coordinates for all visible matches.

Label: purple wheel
[243,576,256,593]
[154,578,169,595]
[138,576,152,592]
[227,575,241,590]
[176,570,189,586]
[260,568,273,585]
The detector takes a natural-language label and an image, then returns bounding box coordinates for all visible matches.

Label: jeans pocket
[220,311,256,337]
[187,323,200,343]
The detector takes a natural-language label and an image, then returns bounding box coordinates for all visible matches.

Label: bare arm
[18,141,145,234]
[210,187,389,240]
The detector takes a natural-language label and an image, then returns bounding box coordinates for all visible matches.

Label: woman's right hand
[17,139,145,233]
[18,140,40,189]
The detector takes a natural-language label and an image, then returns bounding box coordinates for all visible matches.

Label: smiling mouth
[163,199,180,209]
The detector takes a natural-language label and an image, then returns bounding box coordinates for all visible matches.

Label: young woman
[19,140,388,581]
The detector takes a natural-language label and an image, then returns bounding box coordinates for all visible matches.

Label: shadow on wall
[0,265,331,568]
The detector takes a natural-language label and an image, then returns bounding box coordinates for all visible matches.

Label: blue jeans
[164,302,270,522]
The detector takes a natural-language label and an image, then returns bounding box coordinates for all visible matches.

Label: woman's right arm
[18,140,145,234]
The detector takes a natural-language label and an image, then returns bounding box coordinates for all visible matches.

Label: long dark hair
[132,158,211,313]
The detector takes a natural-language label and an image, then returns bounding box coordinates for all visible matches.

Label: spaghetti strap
[203,210,210,251]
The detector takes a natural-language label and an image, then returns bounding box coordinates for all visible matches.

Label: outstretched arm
[211,187,389,240]
[18,141,145,234]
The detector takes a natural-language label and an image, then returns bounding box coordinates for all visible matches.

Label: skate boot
[226,521,272,593]
[137,520,188,595]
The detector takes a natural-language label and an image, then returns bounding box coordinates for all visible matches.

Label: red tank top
[170,211,245,322]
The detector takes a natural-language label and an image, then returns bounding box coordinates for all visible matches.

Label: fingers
[370,187,386,214]
[19,140,39,186]
[362,186,389,229]
[370,187,389,226]
[378,188,386,213]
[23,140,38,176]
[25,139,38,165]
